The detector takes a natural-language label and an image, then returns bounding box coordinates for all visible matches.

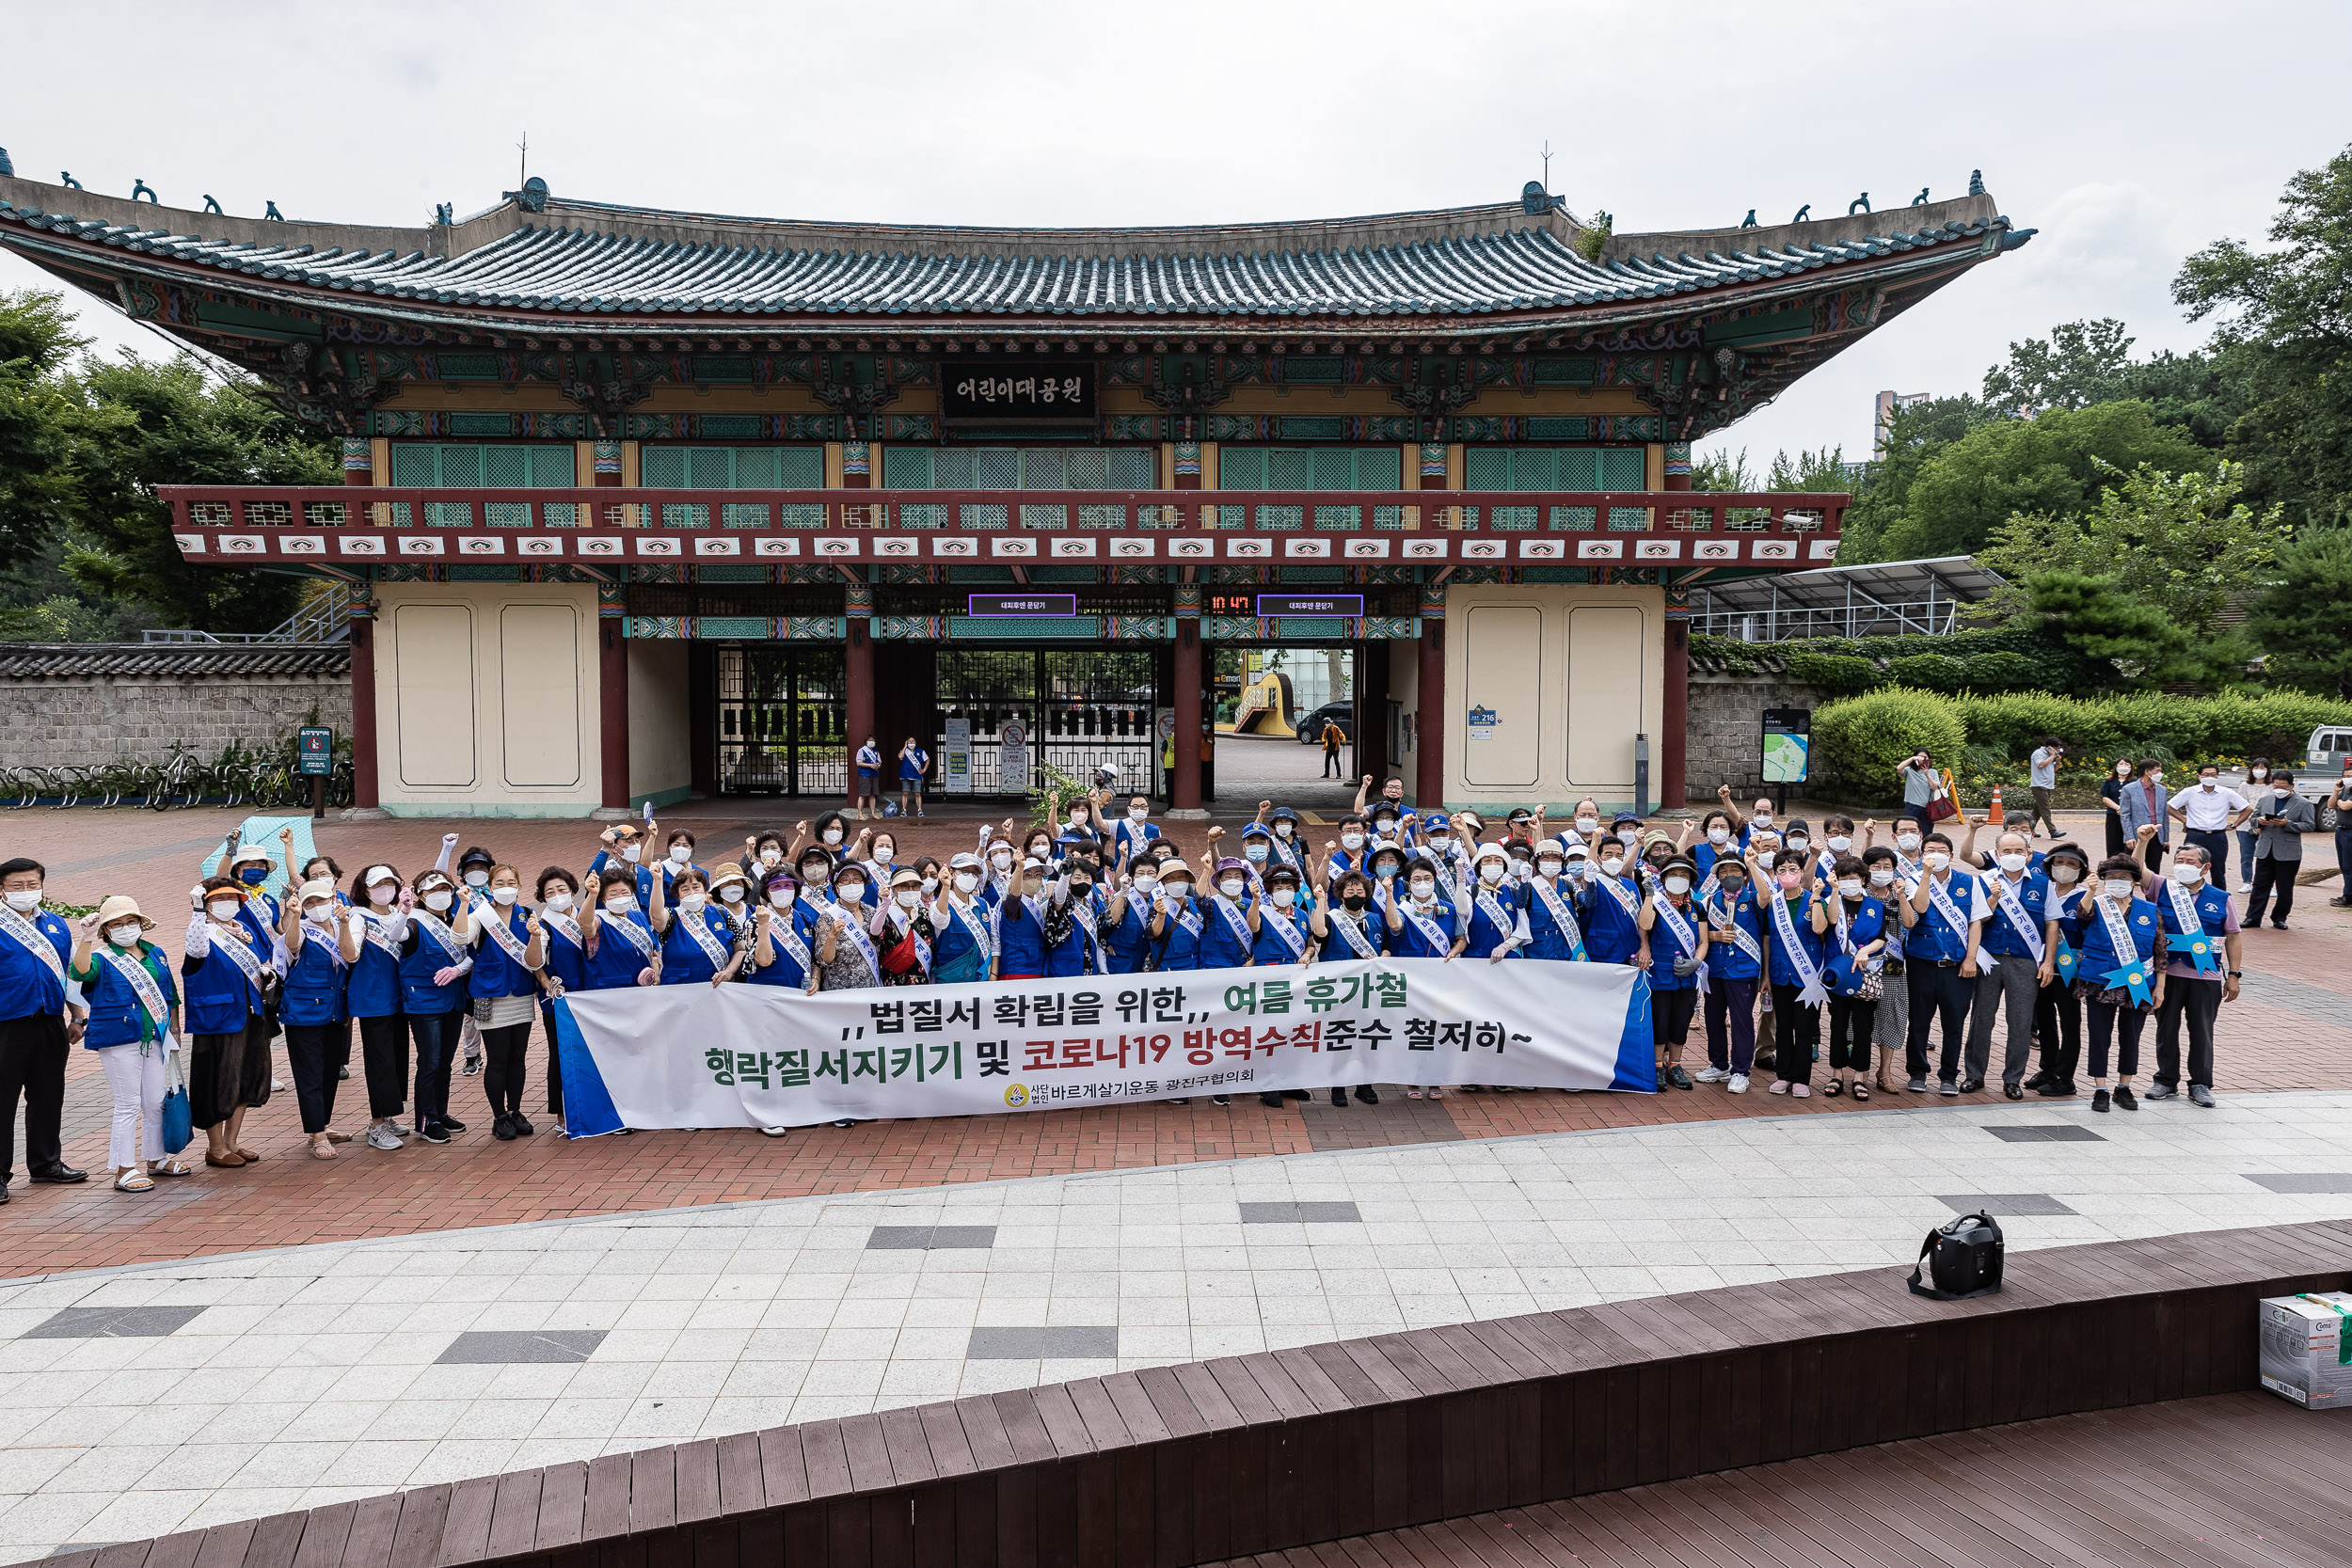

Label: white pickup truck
[2226,725,2351,830]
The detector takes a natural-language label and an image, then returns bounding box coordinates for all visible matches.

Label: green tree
[2020,569,2204,689]
[1980,317,2242,448]
[1979,458,2287,633]
[1767,445,1847,491]
[0,290,98,578]
[59,355,339,633]
[1690,446,1756,492]
[2175,143,2352,529]
[1836,394,1993,562]
[2243,529,2352,698]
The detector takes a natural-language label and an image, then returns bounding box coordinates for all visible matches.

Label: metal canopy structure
[1692,555,2003,640]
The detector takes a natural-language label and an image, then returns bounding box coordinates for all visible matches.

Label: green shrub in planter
[1814,687,1966,797]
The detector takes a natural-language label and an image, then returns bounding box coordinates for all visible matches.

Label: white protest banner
[553,958,1657,1135]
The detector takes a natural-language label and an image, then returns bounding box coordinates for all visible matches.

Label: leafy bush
[1776,648,1878,695]
[1887,653,1969,692]
[1812,687,1966,796]
[1959,650,2041,691]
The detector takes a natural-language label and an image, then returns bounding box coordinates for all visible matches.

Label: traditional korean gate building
[0,170,2028,816]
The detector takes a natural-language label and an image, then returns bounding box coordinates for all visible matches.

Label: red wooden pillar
[1415,618,1445,813]
[1171,602,1202,813]
[599,605,630,811]
[349,604,378,811]
[1661,441,1692,808]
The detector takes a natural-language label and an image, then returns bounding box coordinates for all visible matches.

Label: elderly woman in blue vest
[272,877,358,1160]
[344,863,412,1152]
[466,863,548,1140]
[69,895,187,1191]
[928,854,994,986]
[992,858,1050,980]
[1149,859,1205,974]
[1810,855,1889,1101]
[400,869,474,1145]
[1579,836,1645,971]
[752,873,830,992]
[871,867,932,985]
[1696,853,1762,1092]
[1308,869,1390,1110]
[2069,848,2167,1113]
[529,866,586,1124]
[182,874,279,1170]
[1041,862,1104,977]
[1196,850,1261,972]
[1636,855,1708,1093]
[1464,844,1530,964]
[1098,855,1165,975]
[2026,842,2092,1099]
[580,868,660,990]
[222,840,280,927]
[1248,863,1315,1108]
[1521,842,1587,962]
[647,863,747,988]
[1756,852,1829,1098]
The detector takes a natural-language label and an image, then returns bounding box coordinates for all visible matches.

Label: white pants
[100,1043,168,1169]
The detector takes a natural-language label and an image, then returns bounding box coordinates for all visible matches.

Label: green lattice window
[1463,446,1647,491]
[1214,448,1403,490]
[387,444,576,488]
[640,446,824,488]
[882,448,1156,489]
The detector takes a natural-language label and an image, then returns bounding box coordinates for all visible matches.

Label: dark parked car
[1296,701,1355,745]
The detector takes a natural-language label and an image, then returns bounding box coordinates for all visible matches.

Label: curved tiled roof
[0,642,351,680]
[0,197,2015,321]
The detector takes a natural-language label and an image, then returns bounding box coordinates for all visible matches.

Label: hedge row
[1694,627,2095,697]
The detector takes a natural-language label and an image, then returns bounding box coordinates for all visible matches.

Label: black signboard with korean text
[967,594,1078,617]
[940,362,1096,421]
[1257,594,1363,617]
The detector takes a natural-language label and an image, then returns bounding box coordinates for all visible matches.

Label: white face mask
[1826,836,1852,854]
[1275,822,1294,839]
[109,921,145,945]
[1165,880,1193,899]
[1537,861,1562,879]
[1896,833,1922,854]
[208,899,242,921]
[1752,812,1773,827]
[367,883,397,907]
[719,884,745,903]
[1998,853,2029,874]
[1786,836,1809,853]
[1272,887,1295,908]
[758,849,781,866]
[301,903,335,927]
[679,892,707,911]
[1129,807,1148,821]
[1068,812,1089,828]
[423,890,453,911]
[1575,816,1598,834]
[3,890,40,913]
[1374,819,1397,837]
[769,889,796,910]
[1923,851,1950,872]
[2250,768,2267,780]
[488,885,516,905]
[1599,858,1624,878]
[836,883,865,903]
[1342,832,1365,851]
[464,870,490,888]
[2051,863,2082,885]
[1837,879,1865,899]
[1409,879,1436,900]
[2103,879,2135,901]
[2171,863,2204,884]
[954,872,978,895]
[991,850,1012,869]
[1219,879,1245,899]
[1479,863,1504,883]
[605,894,635,913]
[822,829,844,846]
[2200,777,2217,790]
[1707,827,1730,846]
[895,890,920,909]
[920,877,938,895]
[1664,875,1692,896]
[620,842,643,863]
[2275,784,2293,800]
[1755,851,1776,871]
[1868,867,1895,887]
[2150,772,2165,785]
[544,892,574,912]
[668,846,693,865]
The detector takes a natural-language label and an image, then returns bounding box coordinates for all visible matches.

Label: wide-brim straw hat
[94,895,157,929]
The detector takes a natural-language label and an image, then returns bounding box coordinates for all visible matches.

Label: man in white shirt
[2026,738,2063,839]
[2168,764,2251,891]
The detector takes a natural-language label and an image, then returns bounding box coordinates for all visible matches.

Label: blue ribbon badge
[2052,936,2080,984]
[2184,933,2220,974]
[2103,960,2154,1006]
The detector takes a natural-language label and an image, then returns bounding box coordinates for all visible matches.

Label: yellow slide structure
[1230,669,1297,736]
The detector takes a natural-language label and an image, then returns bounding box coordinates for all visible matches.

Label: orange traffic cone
[1987,784,2005,825]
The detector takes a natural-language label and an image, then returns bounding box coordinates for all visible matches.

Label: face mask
[719,884,745,904]
[1753,812,1773,828]
[770,889,796,910]
[544,892,574,912]
[1342,832,1365,852]
[822,830,844,846]
[2171,863,2204,884]
[1826,836,1852,854]
[605,895,634,913]
[1129,807,1149,821]
[2275,784,2293,800]
[895,890,920,909]
[1375,863,1399,880]
[1165,881,1193,899]
[1537,861,1562,879]
[1896,834,1922,854]
[1128,872,1158,895]
[991,851,1012,869]
[2150,772,2165,785]
[1778,875,1804,895]
[1599,858,1624,878]
[1028,844,1051,862]
[1923,852,1950,872]
[620,842,643,863]
[1245,845,1268,863]
[491,886,518,905]
[1071,882,1095,900]
[2051,863,2082,885]
[2103,879,2134,901]
[836,883,865,903]
[1219,879,1245,899]
[1708,827,1730,846]
[1837,879,1864,899]
[1068,812,1089,828]
[2200,778,2217,791]
[2118,765,2133,777]
[464,870,490,888]
[1272,887,1295,908]
[1479,863,1504,884]
[947,872,977,895]
[1785,836,1808,853]
[208,899,242,921]
[423,891,453,911]
[1374,819,1396,837]
[758,849,781,866]
[1664,875,1691,896]
[1755,851,1776,871]
[1409,880,1436,900]
[1576,816,1598,834]
[238,866,268,886]
[1867,867,1895,888]
[1566,860,1589,879]
[1280,822,1303,840]
[1341,894,1368,913]
[2249,768,2267,780]
[3,890,40,913]
[368,883,396,907]
[110,922,145,945]
[675,892,707,913]
[299,902,333,927]
[800,865,829,887]
[1998,853,2029,874]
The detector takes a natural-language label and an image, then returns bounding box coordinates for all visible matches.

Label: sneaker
[511,1114,534,1136]
[389,1119,414,1137]
[271,1078,286,1093]
[438,1115,468,1132]
[1353,1086,1380,1105]
[1768,1080,1790,1096]
[1728,1073,1750,1094]
[758,1126,788,1137]
[461,1053,482,1077]
[492,1116,516,1141]
[2092,1088,2111,1113]
[1259,1093,1285,1108]
[1693,1067,1730,1084]
[1663,1065,1693,1090]
[1907,1076,1929,1093]
[1938,1081,1961,1097]
[1790,1083,1810,1099]
[1330,1088,1349,1107]
[2142,1083,2177,1101]
[2189,1085,2217,1108]
[367,1124,403,1151]
[2113,1085,2137,1111]
[831,1118,858,1128]
[417,1121,451,1145]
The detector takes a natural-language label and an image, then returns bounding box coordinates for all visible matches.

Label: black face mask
[1070,883,1093,899]
[1718,879,1746,898]
[1342,895,1368,912]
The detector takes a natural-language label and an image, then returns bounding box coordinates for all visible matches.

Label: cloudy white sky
[7,0,2346,467]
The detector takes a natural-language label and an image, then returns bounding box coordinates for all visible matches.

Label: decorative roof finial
[263,200,284,221]
[1791,204,1810,224]
[131,178,158,204]
[1740,209,1756,228]
[1848,192,1869,215]
[501,176,549,214]
[202,195,222,214]
[0,147,13,179]
[1912,187,1931,206]
[432,202,453,226]
[59,170,81,189]
[1968,168,1985,196]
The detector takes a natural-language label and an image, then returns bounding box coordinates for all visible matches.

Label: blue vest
[1645,896,1703,991]
[1765,894,1828,988]
[1155,895,1203,971]
[1976,871,2051,959]
[659,906,736,985]
[1104,896,1155,974]
[1044,906,1097,977]
[345,912,405,1018]
[1112,820,1161,862]
[1389,897,1457,959]
[1825,897,1888,993]
[1523,879,1582,960]
[1583,876,1645,963]
[1,909,73,1021]
[1466,882,1521,958]
[2154,880,2231,942]
[468,902,537,1000]
[747,902,821,988]
[400,918,469,1015]
[1905,873,1981,963]
[79,944,181,1047]
[1251,906,1312,967]
[278,927,346,1027]
[995,897,1046,977]
[181,922,268,1036]
[584,911,657,990]
[539,916,588,1004]
[2078,895,2161,978]
[1318,909,1385,960]
[1702,890,1764,981]
[1199,896,1256,970]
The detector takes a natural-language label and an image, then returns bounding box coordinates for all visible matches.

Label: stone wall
[1686,671,1826,801]
[0,670,351,769]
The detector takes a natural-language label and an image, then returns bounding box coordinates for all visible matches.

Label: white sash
[204,917,268,991]
[1988,874,2046,965]
[2094,895,2140,974]
[0,906,65,985]
[832,905,880,975]
[542,908,584,955]
[1595,873,1642,924]
[1473,886,1519,952]
[409,909,469,965]
[675,908,733,971]
[1212,894,1255,953]
[1163,894,1204,940]
[597,910,657,961]
[1649,894,1700,961]
[1401,898,1452,955]
[1527,877,1585,958]
[356,910,404,962]
[885,905,933,974]
[2165,880,2212,942]
[1766,892,1828,1006]
[1269,834,1308,876]
[1705,895,1764,969]
[765,906,815,977]
[469,897,532,967]
[934,899,987,968]
[97,945,174,1039]
[299,922,346,970]
[1326,909,1378,958]
[1263,906,1309,962]
[1924,874,1971,956]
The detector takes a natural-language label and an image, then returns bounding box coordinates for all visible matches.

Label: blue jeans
[408,1011,459,1127]
[2235,827,2258,885]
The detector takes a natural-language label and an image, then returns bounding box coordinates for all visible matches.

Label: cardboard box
[2259,1292,2352,1409]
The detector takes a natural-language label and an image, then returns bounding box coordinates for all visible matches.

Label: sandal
[115,1171,154,1193]
[1406,1087,1424,1100]
[1823,1080,1844,1098]
[1851,1083,1870,1102]
[149,1160,193,1178]
[309,1139,338,1160]
[204,1150,246,1168]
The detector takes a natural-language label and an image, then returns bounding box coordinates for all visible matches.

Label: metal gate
[718,647,847,797]
[933,650,1157,797]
